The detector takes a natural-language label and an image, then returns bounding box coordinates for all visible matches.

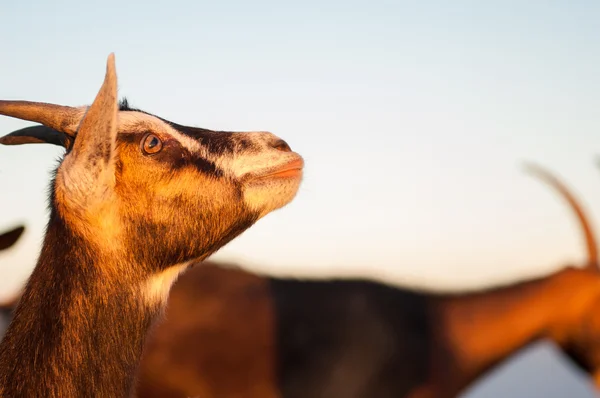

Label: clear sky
[1,1,599,396]
[1,0,600,295]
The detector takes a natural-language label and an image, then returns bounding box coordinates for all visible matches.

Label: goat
[126,163,600,398]
[0,225,25,252]
[0,53,303,397]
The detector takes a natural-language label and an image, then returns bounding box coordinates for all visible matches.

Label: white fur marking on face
[210,132,299,180]
[117,114,301,189]
[117,111,205,154]
[140,263,190,307]
[164,125,206,154]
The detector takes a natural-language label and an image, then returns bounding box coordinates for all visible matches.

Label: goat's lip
[250,158,304,181]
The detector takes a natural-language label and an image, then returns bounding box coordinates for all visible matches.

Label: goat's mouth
[249,158,304,182]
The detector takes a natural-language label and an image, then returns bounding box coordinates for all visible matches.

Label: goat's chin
[243,175,302,217]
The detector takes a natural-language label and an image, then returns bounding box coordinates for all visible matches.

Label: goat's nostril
[272,139,292,152]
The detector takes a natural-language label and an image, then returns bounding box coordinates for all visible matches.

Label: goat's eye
[141,133,163,155]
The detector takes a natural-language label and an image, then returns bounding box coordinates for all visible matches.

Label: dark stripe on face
[117,132,224,178]
[189,154,223,177]
[168,123,255,156]
[118,98,257,156]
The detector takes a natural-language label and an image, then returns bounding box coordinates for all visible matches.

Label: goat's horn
[522,162,598,269]
[0,101,82,136]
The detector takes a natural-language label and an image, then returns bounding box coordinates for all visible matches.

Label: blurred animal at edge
[0,225,25,335]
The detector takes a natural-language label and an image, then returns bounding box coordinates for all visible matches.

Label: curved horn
[0,125,72,149]
[523,162,598,270]
[0,101,82,136]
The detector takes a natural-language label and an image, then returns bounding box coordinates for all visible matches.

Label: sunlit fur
[7,260,600,398]
[0,54,303,397]
[54,101,303,291]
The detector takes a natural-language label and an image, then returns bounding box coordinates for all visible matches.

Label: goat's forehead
[116,111,203,152]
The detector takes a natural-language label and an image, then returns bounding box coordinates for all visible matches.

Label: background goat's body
[133,261,598,398]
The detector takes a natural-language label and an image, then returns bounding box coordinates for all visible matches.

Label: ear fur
[58,53,119,205]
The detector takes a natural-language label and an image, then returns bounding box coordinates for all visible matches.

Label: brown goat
[0,54,303,397]
[127,162,600,398]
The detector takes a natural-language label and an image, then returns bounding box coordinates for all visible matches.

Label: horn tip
[105,53,117,80]
[520,161,556,183]
[520,160,540,174]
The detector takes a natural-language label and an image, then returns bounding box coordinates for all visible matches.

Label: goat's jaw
[245,157,304,182]
[242,156,304,218]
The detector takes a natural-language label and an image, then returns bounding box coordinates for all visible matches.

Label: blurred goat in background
[132,163,600,398]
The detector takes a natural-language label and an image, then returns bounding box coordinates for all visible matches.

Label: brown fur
[0,54,303,397]
[136,264,279,398]
[0,157,592,397]
[6,261,600,397]
[421,266,600,397]
[0,161,593,397]
[0,163,595,397]
[126,262,600,398]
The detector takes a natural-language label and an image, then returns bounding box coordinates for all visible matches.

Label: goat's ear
[0,225,25,251]
[0,125,72,149]
[60,53,118,203]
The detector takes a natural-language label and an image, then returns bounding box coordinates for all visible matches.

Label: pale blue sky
[1,1,600,396]
[0,1,599,289]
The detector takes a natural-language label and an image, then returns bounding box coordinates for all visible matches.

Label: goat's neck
[427,267,599,396]
[0,216,160,397]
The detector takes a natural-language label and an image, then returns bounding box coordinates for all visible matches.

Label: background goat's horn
[0,100,81,135]
[522,161,598,269]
